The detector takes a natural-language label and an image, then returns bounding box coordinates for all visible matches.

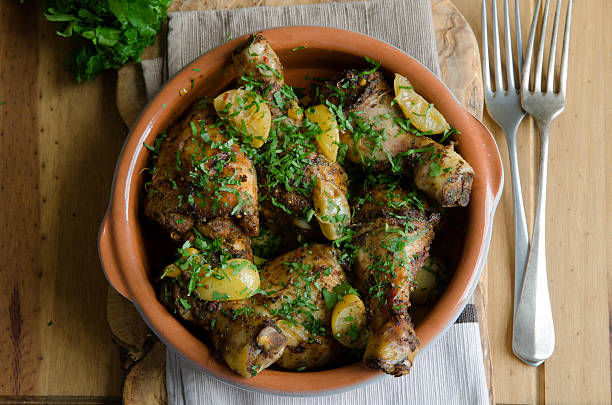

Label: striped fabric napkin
[141,1,489,403]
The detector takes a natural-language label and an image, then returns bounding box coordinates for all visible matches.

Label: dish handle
[98,215,133,301]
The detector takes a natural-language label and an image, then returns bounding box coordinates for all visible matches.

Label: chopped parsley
[179,297,191,310]
[264,257,327,338]
[360,56,381,76]
[147,47,456,355]
[429,160,442,177]
[322,281,360,310]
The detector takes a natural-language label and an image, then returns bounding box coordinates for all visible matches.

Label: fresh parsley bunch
[44,0,172,82]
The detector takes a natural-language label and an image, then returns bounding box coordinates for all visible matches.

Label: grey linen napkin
[141,1,489,404]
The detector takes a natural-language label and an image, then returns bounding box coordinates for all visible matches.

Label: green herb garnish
[43,0,172,83]
[179,297,191,310]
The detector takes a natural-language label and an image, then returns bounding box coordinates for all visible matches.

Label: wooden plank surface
[540,0,610,403]
[452,0,612,404]
[0,0,44,396]
[0,0,610,403]
[0,0,125,397]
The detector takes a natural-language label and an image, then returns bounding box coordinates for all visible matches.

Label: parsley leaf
[179,297,191,310]
[322,289,338,310]
[360,56,381,76]
[429,160,441,177]
[43,0,172,83]
[333,282,359,297]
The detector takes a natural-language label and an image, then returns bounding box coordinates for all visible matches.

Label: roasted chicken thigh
[259,244,348,370]
[144,100,259,237]
[162,240,349,374]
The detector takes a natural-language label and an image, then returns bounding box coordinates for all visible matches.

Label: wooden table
[0,1,609,404]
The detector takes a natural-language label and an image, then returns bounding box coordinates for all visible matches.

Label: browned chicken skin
[233,34,349,233]
[161,240,349,373]
[319,70,475,207]
[151,33,474,379]
[352,186,440,376]
[257,152,349,234]
[259,244,348,370]
[144,100,259,237]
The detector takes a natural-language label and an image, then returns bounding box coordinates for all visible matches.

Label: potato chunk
[313,180,350,240]
[331,294,368,349]
[195,258,261,301]
[214,89,271,147]
[305,104,340,162]
[412,256,449,305]
[394,73,450,134]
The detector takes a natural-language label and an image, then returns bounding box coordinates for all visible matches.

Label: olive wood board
[110,1,490,404]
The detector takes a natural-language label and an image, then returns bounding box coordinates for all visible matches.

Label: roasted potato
[412,256,450,305]
[313,179,350,240]
[305,104,340,162]
[287,99,304,121]
[394,73,450,134]
[214,88,271,147]
[331,293,368,349]
[195,258,261,301]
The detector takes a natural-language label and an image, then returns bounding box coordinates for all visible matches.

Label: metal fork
[513,0,573,366]
[482,0,529,319]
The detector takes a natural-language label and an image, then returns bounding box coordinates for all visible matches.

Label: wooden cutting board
[110,1,491,403]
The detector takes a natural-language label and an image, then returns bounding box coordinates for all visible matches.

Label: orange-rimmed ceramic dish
[98,26,503,395]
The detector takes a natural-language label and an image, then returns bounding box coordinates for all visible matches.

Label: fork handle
[512,122,555,365]
[505,129,530,316]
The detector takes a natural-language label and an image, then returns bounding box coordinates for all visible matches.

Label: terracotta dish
[98,27,503,395]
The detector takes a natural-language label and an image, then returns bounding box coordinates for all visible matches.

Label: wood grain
[106,288,157,370]
[116,65,149,131]
[0,0,125,396]
[35,14,126,397]
[541,0,610,403]
[122,342,167,405]
[0,396,120,404]
[0,0,609,403]
[0,0,43,395]
[433,0,483,119]
[453,0,612,404]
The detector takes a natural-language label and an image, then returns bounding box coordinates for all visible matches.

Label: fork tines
[482,0,523,93]
[522,0,573,95]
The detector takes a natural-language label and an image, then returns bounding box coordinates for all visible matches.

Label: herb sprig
[43,0,172,82]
